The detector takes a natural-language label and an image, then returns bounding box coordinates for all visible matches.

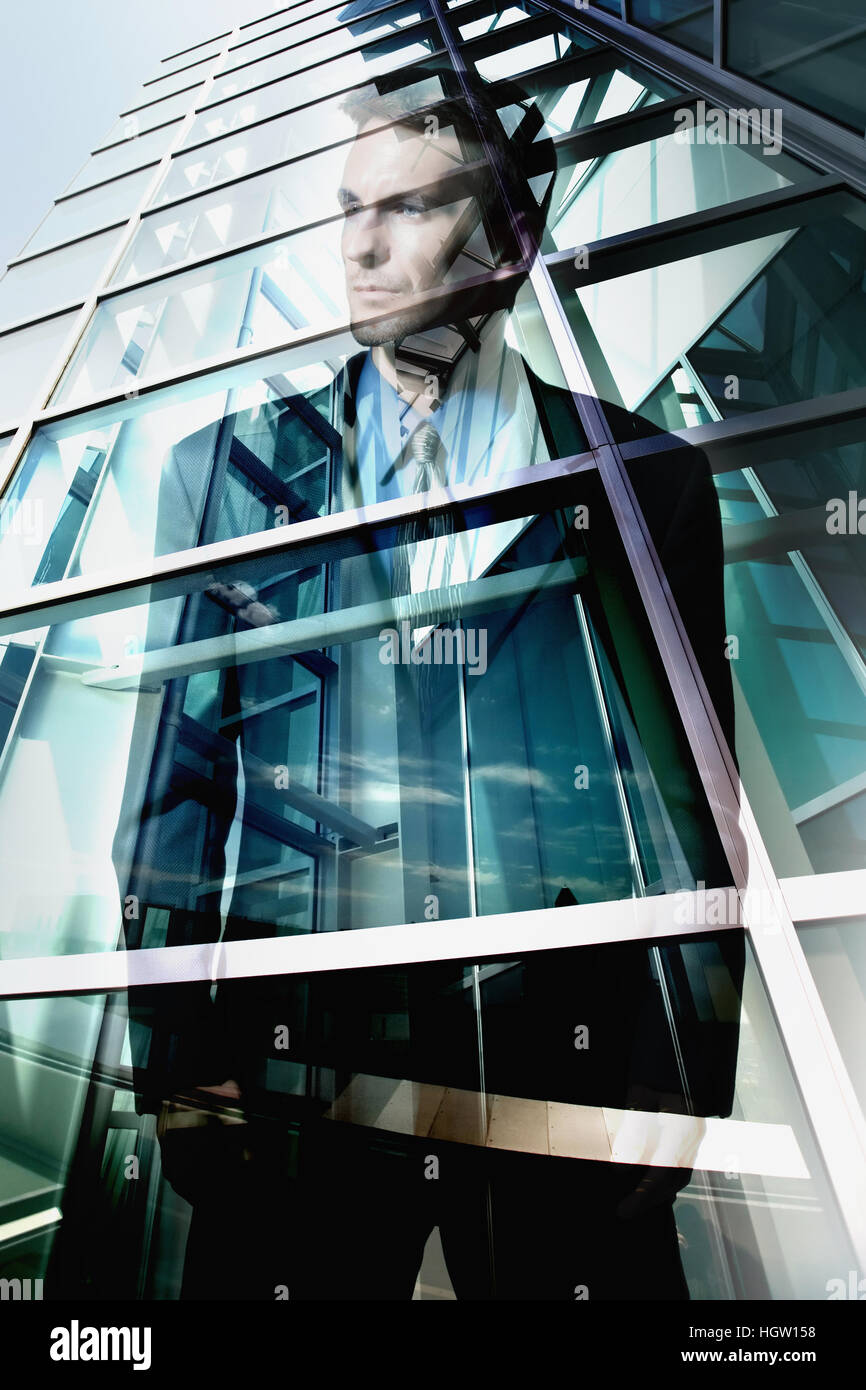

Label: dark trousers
[161,1121,689,1302]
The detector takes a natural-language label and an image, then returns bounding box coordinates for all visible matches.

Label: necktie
[390,422,453,601]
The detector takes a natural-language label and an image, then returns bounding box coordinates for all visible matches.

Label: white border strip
[0,887,742,997]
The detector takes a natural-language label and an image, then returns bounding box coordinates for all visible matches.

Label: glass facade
[0,0,864,1307]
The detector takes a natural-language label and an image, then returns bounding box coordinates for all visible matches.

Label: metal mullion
[443,0,538,30]
[90,119,185,160]
[159,30,232,66]
[483,43,618,99]
[783,869,866,924]
[0,29,247,528]
[5,221,129,271]
[534,91,701,172]
[52,161,163,208]
[120,76,211,121]
[545,175,850,288]
[456,9,567,63]
[198,16,444,115]
[0,448,597,636]
[0,888,745,1000]
[713,0,725,69]
[0,301,86,340]
[618,385,866,473]
[239,0,337,34]
[430,0,866,1271]
[144,52,222,90]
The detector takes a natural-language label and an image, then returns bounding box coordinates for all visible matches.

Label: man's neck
[369,311,509,417]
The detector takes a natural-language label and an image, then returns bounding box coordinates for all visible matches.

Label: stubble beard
[348,299,436,348]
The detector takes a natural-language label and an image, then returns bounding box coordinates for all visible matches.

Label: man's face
[339,120,474,346]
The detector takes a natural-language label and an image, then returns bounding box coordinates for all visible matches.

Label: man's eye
[395,201,425,218]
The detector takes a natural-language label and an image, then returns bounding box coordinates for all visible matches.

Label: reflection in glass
[0,313,77,427]
[175,70,447,182]
[474,26,596,83]
[226,0,432,75]
[631,0,714,60]
[540,121,806,254]
[728,0,866,134]
[100,87,205,152]
[204,15,441,114]
[0,230,121,330]
[0,438,733,962]
[21,168,155,259]
[64,123,183,199]
[797,918,866,1116]
[1,934,861,1300]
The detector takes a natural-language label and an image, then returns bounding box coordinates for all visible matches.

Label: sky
[0,0,279,274]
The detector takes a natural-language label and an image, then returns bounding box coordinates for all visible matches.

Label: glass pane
[20,169,154,258]
[631,0,715,60]
[0,313,77,428]
[239,0,340,40]
[64,123,182,198]
[471,24,598,83]
[157,73,449,209]
[797,917,866,1119]
[552,195,866,432]
[122,98,480,281]
[728,0,865,134]
[1,933,860,1300]
[136,54,219,105]
[206,12,440,110]
[710,416,866,879]
[541,120,809,254]
[0,465,732,962]
[670,200,866,421]
[496,54,682,140]
[0,230,122,330]
[227,0,431,72]
[157,36,228,78]
[184,29,443,146]
[456,2,543,42]
[100,87,204,151]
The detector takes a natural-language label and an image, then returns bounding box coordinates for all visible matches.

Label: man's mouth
[350,284,404,296]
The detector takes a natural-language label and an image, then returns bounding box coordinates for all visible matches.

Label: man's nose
[343,208,389,267]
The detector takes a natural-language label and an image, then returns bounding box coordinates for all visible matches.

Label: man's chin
[349,309,430,348]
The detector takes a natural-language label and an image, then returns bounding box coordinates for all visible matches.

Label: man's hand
[206,580,279,627]
[156,1078,247,1138]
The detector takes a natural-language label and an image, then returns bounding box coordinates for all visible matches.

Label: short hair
[340,63,555,274]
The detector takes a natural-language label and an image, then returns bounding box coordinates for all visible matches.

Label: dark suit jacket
[116,347,744,1127]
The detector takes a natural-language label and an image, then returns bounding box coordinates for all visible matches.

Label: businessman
[107,64,744,1301]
